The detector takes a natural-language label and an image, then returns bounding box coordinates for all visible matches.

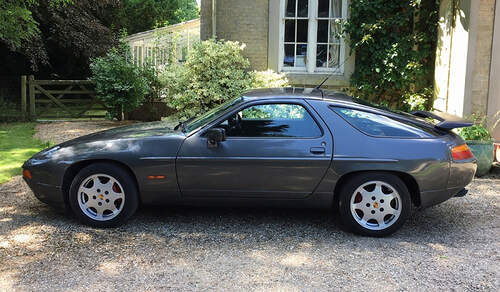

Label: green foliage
[141,60,164,103]
[242,104,305,120]
[90,38,150,120]
[401,88,434,112]
[457,124,491,142]
[252,70,289,89]
[0,0,72,49]
[457,113,499,141]
[165,39,253,118]
[343,0,440,111]
[0,0,197,91]
[117,0,199,35]
[164,40,289,119]
[0,97,22,122]
[0,123,50,184]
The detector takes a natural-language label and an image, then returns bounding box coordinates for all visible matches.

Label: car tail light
[451,144,474,161]
[22,169,32,180]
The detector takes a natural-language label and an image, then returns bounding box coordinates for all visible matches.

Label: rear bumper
[23,177,65,208]
[420,159,476,208]
[420,187,469,208]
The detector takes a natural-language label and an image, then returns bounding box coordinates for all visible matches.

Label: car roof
[242,87,356,104]
[241,87,421,118]
[241,87,441,133]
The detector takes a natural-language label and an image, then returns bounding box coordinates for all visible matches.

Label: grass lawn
[0,123,50,184]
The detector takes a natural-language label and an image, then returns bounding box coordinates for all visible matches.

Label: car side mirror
[206,128,226,148]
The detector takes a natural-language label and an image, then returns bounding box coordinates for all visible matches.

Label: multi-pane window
[280,0,347,74]
[316,0,342,70]
[283,0,309,68]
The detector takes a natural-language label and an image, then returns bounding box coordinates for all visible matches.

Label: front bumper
[23,176,65,208]
[22,156,67,209]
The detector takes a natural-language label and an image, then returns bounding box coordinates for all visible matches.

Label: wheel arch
[61,159,140,207]
[333,170,421,208]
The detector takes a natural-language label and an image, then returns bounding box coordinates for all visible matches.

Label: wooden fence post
[21,75,27,120]
[28,75,35,119]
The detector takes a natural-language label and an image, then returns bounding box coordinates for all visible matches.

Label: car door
[176,99,333,199]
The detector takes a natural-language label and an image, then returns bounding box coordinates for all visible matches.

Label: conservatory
[126,18,200,67]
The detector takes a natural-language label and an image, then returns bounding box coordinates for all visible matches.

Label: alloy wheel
[77,174,125,221]
[349,180,402,231]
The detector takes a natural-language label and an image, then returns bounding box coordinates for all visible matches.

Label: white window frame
[278,0,347,74]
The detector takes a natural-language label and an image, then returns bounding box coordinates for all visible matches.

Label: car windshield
[184,97,243,133]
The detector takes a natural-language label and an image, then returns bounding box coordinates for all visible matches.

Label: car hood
[58,121,182,147]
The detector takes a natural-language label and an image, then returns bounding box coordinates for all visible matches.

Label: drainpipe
[212,0,217,39]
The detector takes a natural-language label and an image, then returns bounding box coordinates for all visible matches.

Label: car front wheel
[69,163,139,228]
[338,173,411,237]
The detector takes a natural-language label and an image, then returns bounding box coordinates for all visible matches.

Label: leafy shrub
[343,0,439,111]
[166,39,253,118]
[457,124,491,142]
[252,70,289,89]
[141,59,164,103]
[164,40,288,118]
[457,113,499,141]
[90,39,150,120]
[0,97,23,122]
[401,88,433,112]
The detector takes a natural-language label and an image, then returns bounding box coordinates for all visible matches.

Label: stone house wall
[201,0,269,70]
[471,0,496,115]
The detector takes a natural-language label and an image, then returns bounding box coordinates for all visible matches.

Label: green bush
[164,40,289,119]
[166,39,253,118]
[343,0,439,111]
[401,88,433,112]
[457,124,491,142]
[0,97,23,122]
[141,59,164,103]
[252,69,289,89]
[456,113,499,141]
[90,39,150,120]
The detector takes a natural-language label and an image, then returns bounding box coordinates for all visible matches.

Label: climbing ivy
[343,0,440,111]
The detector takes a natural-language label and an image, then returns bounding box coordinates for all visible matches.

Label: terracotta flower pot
[466,140,494,177]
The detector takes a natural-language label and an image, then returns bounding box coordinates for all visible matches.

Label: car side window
[332,107,435,138]
[218,103,322,138]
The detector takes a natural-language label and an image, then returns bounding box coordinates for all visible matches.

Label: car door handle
[310,147,326,154]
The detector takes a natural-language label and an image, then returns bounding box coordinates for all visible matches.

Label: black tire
[337,172,411,237]
[68,162,139,228]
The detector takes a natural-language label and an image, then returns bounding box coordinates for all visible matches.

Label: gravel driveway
[1,121,499,291]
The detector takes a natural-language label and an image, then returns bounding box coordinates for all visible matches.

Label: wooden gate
[21,75,108,120]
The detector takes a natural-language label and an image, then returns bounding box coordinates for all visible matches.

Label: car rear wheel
[338,173,411,237]
[69,163,138,228]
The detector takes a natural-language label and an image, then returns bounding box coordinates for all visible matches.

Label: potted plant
[456,113,499,176]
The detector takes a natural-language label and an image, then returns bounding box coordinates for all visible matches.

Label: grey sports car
[23,88,477,236]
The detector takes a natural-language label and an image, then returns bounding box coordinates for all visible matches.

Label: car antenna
[314,54,353,97]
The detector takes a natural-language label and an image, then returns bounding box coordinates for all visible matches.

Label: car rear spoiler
[411,110,473,130]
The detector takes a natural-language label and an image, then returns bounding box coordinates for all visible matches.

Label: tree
[0,0,199,104]
[117,0,199,35]
[0,0,121,76]
[29,0,121,75]
[0,0,71,49]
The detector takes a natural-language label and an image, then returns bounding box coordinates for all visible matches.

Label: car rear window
[332,107,439,138]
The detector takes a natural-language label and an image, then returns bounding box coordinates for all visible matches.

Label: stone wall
[200,0,269,70]
[200,0,212,40]
[471,0,496,115]
[433,0,498,119]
